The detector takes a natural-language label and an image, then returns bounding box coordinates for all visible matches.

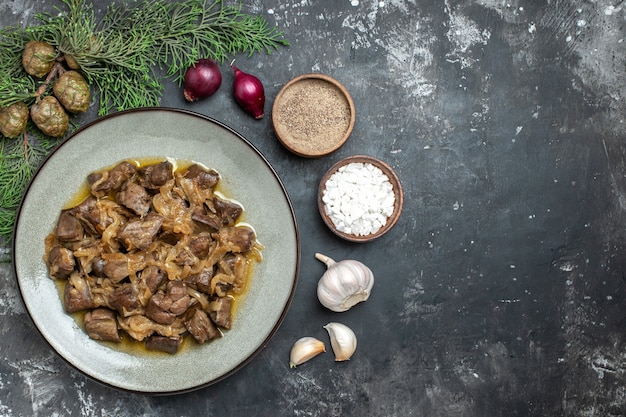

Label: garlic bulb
[324,322,357,361]
[289,337,325,368]
[315,253,374,312]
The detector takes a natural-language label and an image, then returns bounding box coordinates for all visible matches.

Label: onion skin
[231,65,265,119]
[183,59,222,102]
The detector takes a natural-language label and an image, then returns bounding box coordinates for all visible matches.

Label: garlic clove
[324,322,357,362]
[289,337,325,368]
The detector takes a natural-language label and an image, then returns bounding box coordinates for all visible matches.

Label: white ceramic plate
[13,108,299,394]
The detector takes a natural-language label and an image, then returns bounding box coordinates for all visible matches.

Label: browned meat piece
[191,206,220,231]
[138,160,173,189]
[86,173,104,190]
[90,256,106,277]
[189,234,212,258]
[48,246,75,279]
[87,161,136,197]
[102,253,129,283]
[183,267,213,293]
[185,308,221,344]
[108,284,142,317]
[64,273,95,313]
[55,210,84,241]
[146,291,176,324]
[218,253,237,274]
[214,197,243,227]
[166,281,190,315]
[71,197,112,236]
[184,164,220,190]
[179,165,219,206]
[145,335,182,354]
[139,265,166,294]
[158,231,181,245]
[118,212,164,251]
[145,281,190,325]
[218,226,256,253]
[174,247,196,266]
[218,253,249,292]
[84,308,121,342]
[210,296,233,329]
[116,180,150,216]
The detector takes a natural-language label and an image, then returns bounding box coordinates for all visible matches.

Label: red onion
[231,64,265,119]
[183,59,222,102]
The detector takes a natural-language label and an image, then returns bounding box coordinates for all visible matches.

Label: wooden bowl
[318,155,403,242]
[271,73,355,158]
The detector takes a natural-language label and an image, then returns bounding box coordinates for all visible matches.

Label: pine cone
[30,95,69,137]
[22,41,56,78]
[0,102,29,138]
[53,70,91,113]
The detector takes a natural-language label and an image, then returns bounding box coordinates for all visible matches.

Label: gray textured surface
[1,0,625,416]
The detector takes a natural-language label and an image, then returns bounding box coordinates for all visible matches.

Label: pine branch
[0,130,61,238]
[0,0,288,241]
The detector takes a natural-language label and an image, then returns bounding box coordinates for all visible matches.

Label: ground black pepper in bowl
[272,73,355,157]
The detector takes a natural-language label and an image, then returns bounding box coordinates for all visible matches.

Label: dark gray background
[1,0,625,416]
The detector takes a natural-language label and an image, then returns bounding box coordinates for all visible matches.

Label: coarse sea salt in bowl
[318,155,403,243]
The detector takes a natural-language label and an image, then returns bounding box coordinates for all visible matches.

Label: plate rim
[11,107,300,395]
